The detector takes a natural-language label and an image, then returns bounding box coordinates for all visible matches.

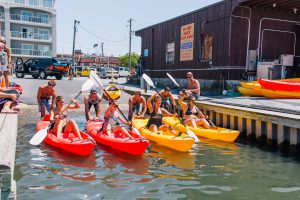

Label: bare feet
[1,108,19,113]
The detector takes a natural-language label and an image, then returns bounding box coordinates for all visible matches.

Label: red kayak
[36,114,96,156]
[86,121,149,156]
[258,79,300,91]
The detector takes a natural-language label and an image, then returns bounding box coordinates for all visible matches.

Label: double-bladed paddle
[90,71,141,136]
[29,79,95,146]
[167,72,216,127]
[142,73,200,143]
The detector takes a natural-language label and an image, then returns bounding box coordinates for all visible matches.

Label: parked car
[81,66,91,77]
[117,67,129,77]
[98,67,120,79]
[15,57,69,80]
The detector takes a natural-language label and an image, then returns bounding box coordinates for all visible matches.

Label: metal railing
[11,31,51,41]
[0,30,5,36]
[11,48,51,57]
[3,0,54,9]
[10,14,51,24]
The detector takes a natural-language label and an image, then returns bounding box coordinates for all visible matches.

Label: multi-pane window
[166,42,175,64]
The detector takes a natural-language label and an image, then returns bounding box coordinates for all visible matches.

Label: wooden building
[136,0,300,81]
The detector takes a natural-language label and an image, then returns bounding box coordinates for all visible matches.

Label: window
[38,45,50,51]
[29,0,38,6]
[200,33,213,61]
[38,29,50,40]
[166,42,175,64]
[22,43,34,50]
[43,0,53,8]
[37,13,49,23]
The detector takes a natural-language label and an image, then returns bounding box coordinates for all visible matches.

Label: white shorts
[0,65,8,72]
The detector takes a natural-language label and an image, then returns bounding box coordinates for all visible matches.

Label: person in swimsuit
[146,93,177,134]
[159,87,176,113]
[128,91,147,120]
[84,89,102,121]
[0,87,20,113]
[178,94,212,129]
[100,101,131,137]
[37,80,56,118]
[50,96,82,140]
[179,72,200,100]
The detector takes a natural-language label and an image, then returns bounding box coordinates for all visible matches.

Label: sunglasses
[48,83,55,87]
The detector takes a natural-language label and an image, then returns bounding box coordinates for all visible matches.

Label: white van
[118,67,129,77]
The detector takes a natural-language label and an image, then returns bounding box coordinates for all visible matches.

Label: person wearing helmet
[0,37,11,87]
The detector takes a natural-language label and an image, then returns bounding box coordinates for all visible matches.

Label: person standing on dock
[128,91,147,120]
[84,89,102,121]
[0,36,11,88]
[180,72,200,100]
[37,80,57,118]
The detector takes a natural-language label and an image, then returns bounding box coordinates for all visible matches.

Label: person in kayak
[178,94,212,129]
[37,80,56,118]
[100,101,131,137]
[50,96,82,140]
[84,89,102,121]
[146,93,177,134]
[128,91,147,120]
[159,87,176,113]
[179,72,200,100]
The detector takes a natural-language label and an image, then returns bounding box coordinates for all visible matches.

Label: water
[15,108,300,200]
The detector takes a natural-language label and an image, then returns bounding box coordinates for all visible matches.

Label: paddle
[90,71,141,136]
[167,73,216,127]
[142,73,200,143]
[29,79,95,146]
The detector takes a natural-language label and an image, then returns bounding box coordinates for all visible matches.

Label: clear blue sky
[56,0,221,56]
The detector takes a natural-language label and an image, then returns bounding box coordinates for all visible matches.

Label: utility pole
[101,42,104,57]
[128,18,133,69]
[72,20,80,67]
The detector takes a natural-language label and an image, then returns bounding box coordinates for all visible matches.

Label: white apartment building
[0,0,56,63]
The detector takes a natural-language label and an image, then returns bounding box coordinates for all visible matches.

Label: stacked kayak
[36,114,96,156]
[86,121,149,156]
[258,79,300,99]
[103,84,122,101]
[132,118,195,152]
[162,117,240,142]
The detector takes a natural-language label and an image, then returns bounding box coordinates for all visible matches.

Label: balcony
[0,13,4,20]
[11,48,51,57]
[11,31,51,41]
[3,0,54,9]
[0,30,5,36]
[10,14,51,25]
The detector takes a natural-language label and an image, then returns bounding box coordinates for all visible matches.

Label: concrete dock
[0,113,18,200]
[122,85,300,157]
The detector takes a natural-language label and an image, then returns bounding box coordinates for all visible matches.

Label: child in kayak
[100,101,131,137]
[178,94,213,129]
[146,93,178,134]
[50,96,82,140]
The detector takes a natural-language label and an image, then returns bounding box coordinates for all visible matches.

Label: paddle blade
[167,73,179,87]
[186,127,200,143]
[132,127,141,136]
[82,79,94,92]
[90,71,104,90]
[142,73,155,88]
[29,128,48,146]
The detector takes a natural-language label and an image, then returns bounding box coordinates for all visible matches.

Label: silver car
[98,67,120,79]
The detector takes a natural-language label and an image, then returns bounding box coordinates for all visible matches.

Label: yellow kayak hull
[260,88,300,99]
[162,117,240,142]
[237,86,263,97]
[103,85,122,101]
[132,118,195,152]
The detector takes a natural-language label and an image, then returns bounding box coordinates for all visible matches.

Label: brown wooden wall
[136,0,300,80]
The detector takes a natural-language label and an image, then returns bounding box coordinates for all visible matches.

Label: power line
[78,24,128,43]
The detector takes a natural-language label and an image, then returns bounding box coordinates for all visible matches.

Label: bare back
[38,85,55,99]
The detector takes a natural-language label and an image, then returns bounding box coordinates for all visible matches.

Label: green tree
[119,52,140,68]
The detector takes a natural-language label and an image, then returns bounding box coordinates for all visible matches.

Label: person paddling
[50,96,82,140]
[146,93,177,134]
[178,94,213,129]
[100,101,131,137]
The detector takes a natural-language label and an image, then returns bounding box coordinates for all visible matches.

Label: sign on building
[180,23,194,61]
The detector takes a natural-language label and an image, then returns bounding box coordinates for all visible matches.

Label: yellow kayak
[241,78,300,90]
[132,118,195,152]
[237,86,263,97]
[162,117,240,142]
[260,88,300,99]
[103,84,122,101]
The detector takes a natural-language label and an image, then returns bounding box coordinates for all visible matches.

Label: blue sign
[144,49,149,57]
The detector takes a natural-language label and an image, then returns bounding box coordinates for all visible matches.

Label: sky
[56,0,221,57]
